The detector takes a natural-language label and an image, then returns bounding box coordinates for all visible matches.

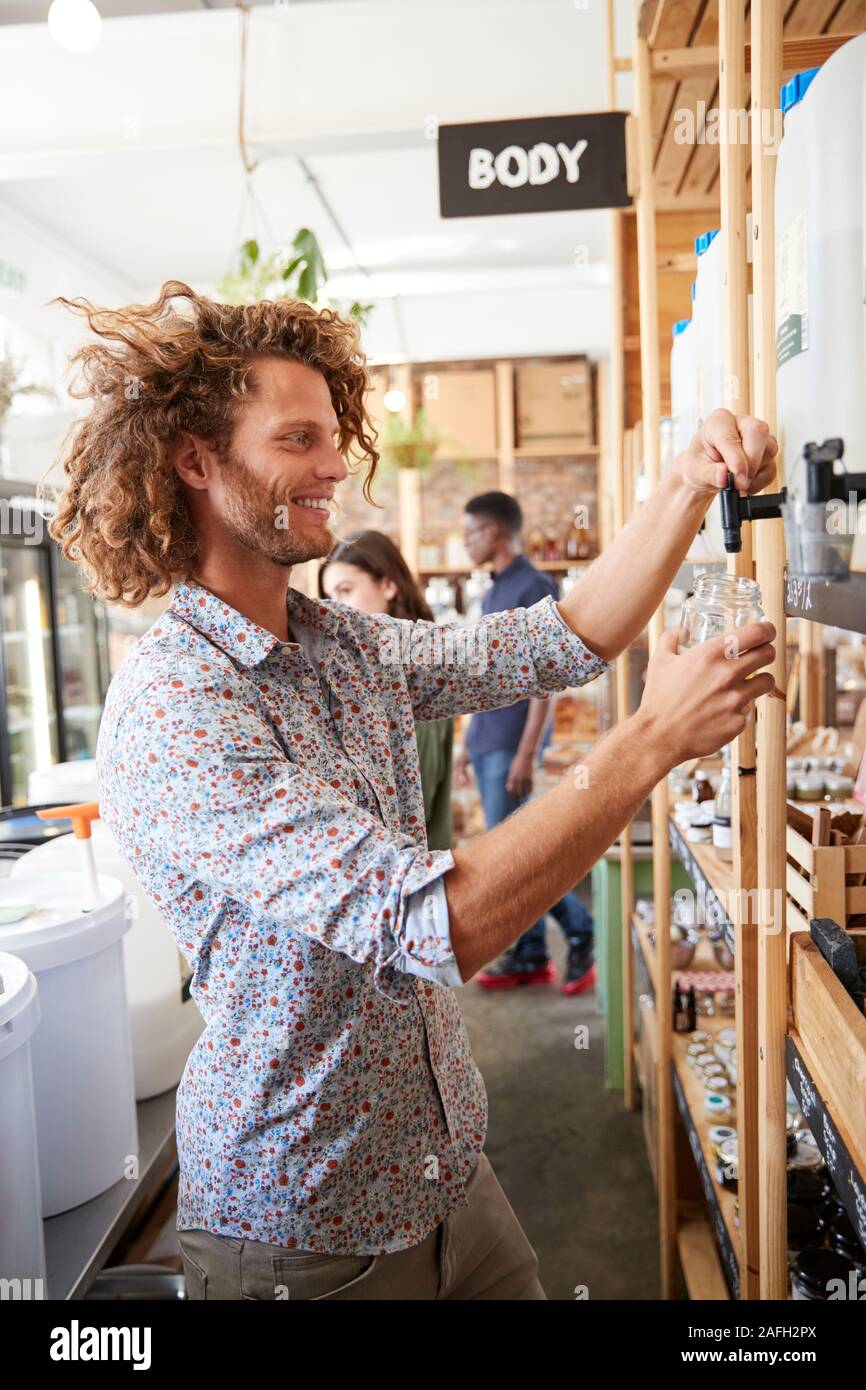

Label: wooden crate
[789,931,866,1178]
[786,824,866,933]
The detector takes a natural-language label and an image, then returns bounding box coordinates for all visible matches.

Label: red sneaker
[561,961,597,997]
[475,951,557,990]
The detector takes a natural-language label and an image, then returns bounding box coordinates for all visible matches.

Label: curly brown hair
[43,281,379,606]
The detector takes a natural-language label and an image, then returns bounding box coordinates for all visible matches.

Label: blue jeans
[470,747,594,965]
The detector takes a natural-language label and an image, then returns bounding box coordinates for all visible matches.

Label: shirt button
[424,896,435,914]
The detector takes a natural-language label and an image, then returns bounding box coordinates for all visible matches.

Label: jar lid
[704,1092,732,1116]
[709,1124,736,1146]
[788,1132,825,1171]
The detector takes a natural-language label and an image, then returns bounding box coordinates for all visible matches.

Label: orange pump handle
[36,801,101,840]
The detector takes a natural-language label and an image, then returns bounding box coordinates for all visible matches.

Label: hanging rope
[235,2,258,176]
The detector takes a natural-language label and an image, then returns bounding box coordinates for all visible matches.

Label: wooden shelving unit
[631,909,739,1293]
[613,0,866,1300]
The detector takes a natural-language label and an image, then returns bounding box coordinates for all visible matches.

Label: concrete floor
[459,923,661,1301]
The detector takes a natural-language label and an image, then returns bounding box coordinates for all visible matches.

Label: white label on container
[777,208,808,367]
[713,821,733,851]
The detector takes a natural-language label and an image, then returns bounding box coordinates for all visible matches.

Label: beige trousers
[178,1151,546,1301]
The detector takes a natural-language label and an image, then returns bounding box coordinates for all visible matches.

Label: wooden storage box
[417,367,497,458]
[789,931,866,1176]
[515,358,594,450]
[786,823,866,934]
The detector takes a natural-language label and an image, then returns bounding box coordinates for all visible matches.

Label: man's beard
[218,444,333,567]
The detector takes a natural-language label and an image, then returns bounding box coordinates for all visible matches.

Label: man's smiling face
[207,355,349,567]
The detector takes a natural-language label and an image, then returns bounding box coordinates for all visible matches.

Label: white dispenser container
[776,42,866,570]
[0,846,137,1216]
[22,763,203,1099]
[670,318,699,460]
[0,950,45,1285]
[695,228,724,427]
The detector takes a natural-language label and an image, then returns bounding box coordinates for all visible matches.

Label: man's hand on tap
[675,408,779,498]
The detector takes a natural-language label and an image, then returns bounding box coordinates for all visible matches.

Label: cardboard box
[417,368,497,458]
[516,358,594,449]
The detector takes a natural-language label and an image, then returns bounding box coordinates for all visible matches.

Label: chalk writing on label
[786,575,813,611]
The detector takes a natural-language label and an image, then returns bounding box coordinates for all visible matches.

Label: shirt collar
[492,553,530,585]
[169,580,341,668]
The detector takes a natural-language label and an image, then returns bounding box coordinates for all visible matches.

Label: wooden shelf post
[634,9,675,1298]
[495,360,516,497]
[607,0,636,1112]
[719,0,759,1301]
[395,363,420,576]
[751,0,789,1303]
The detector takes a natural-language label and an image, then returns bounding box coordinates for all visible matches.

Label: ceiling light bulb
[383,389,406,414]
[48,0,103,55]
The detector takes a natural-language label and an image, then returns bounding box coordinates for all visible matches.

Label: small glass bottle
[528,526,546,564]
[713,751,733,862]
[693,770,714,805]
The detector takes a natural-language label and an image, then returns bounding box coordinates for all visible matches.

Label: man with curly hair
[49,283,777,1300]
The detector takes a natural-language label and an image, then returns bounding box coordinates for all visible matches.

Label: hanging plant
[0,350,58,432]
[378,407,482,478]
[217,227,372,324]
[379,408,443,472]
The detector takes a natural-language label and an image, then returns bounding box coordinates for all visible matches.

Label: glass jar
[786,1202,828,1256]
[679,573,765,652]
[791,1248,859,1301]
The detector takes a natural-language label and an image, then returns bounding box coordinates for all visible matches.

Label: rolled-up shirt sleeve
[370,594,610,723]
[101,669,462,1005]
[400,871,463,987]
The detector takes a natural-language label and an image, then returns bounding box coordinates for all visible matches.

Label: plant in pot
[0,349,58,476]
[378,407,479,482]
[379,407,442,473]
[217,227,372,323]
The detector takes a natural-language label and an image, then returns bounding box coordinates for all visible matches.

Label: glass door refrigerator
[0,485,110,806]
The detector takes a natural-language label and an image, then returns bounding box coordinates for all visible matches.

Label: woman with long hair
[320,530,453,851]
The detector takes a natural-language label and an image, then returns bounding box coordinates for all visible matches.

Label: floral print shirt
[96,579,607,1254]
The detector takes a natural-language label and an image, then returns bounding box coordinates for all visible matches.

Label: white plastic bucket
[29,760,99,808]
[0,873,138,1216]
[0,950,45,1286]
[22,765,203,1100]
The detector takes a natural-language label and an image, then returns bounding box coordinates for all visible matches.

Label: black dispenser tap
[719,474,788,554]
[802,437,866,504]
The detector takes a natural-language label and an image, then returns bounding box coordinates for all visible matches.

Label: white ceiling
[0,0,635,361]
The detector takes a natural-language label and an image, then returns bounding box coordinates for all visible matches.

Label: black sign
[786,1036,866,1256]
[438,111,631,219]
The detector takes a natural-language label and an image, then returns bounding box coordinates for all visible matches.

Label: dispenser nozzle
[37,801,101,910]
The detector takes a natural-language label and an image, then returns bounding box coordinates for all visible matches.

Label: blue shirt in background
[466,554,559,758]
